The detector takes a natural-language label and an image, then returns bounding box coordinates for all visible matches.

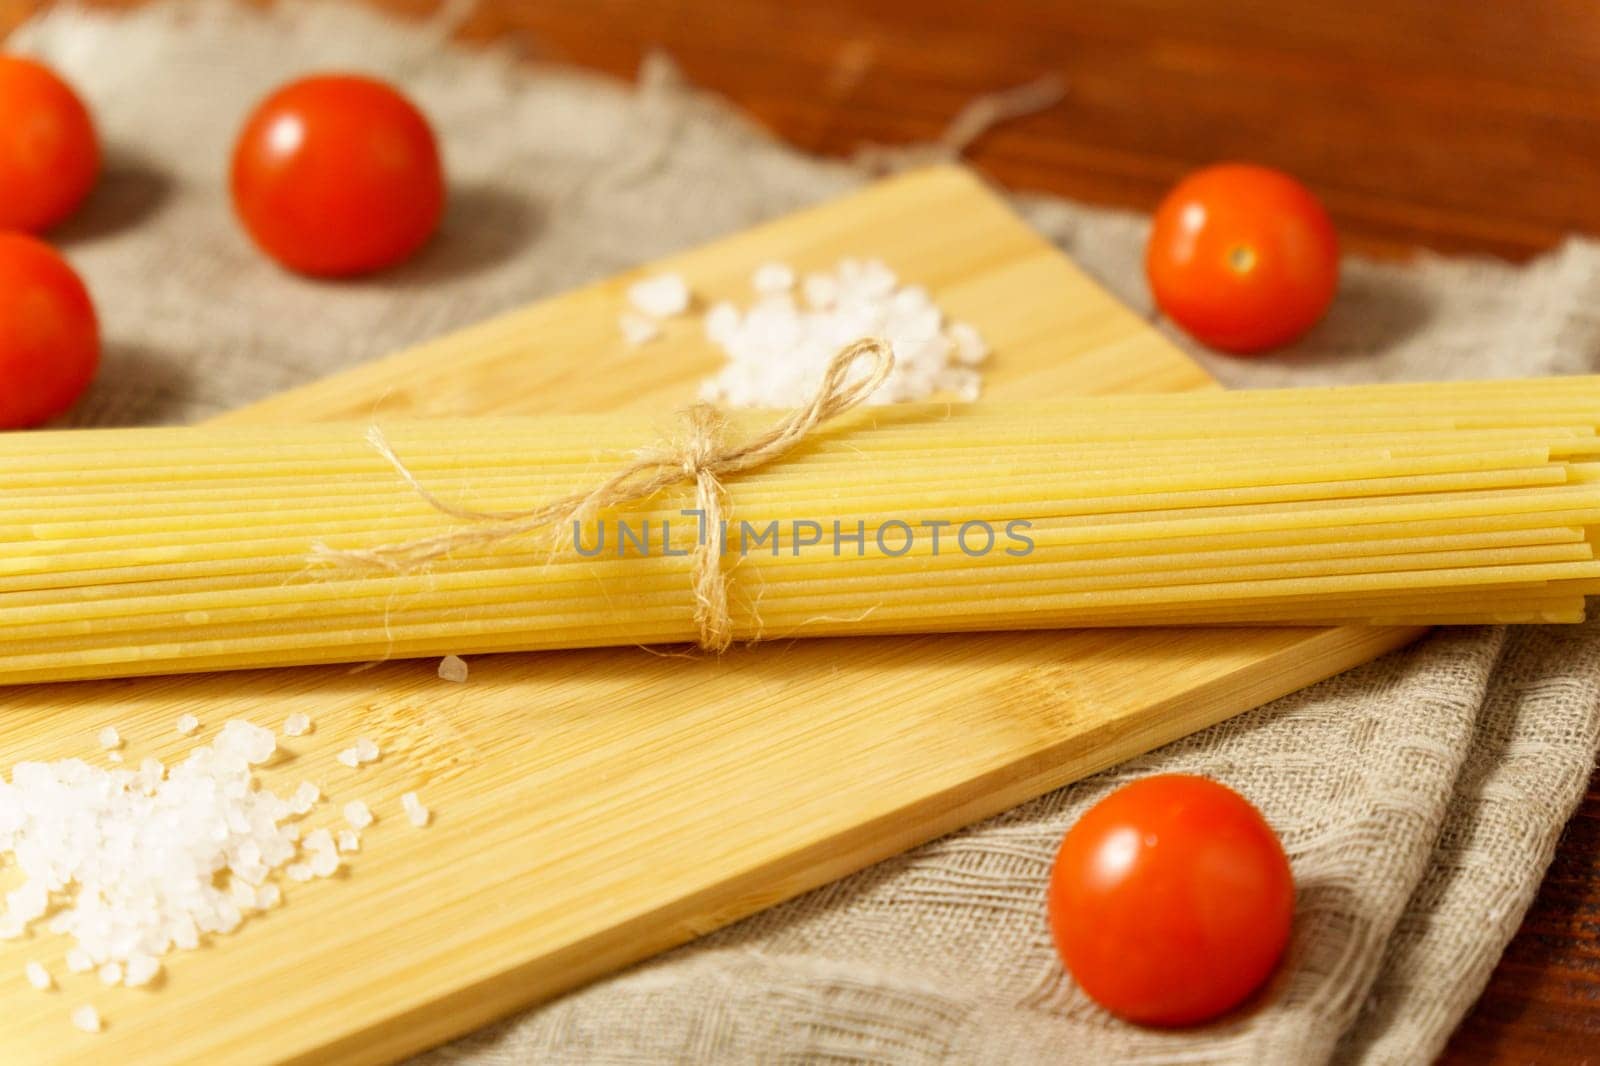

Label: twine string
[311,337,896,652]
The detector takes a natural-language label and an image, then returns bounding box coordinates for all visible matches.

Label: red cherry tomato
[1146,163,1338,355]
[1047,774,1293,1027]
[0,56,100,233]
[230,74,444,277]
[0,233,100,428]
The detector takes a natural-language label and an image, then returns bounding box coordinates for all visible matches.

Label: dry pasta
[4,374,1600,684]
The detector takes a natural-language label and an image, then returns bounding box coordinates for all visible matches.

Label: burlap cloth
[11,3,1600,1062]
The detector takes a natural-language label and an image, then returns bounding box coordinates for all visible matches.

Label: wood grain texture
[8,0,1600,1058]
[0,167,1421,1063]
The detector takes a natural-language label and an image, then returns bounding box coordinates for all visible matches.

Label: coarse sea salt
[353,737,380,764]
[175,714,199,736]
[0,717,395,1017]
[618,310,662,348]
[25,960,52,991]
[71,1004,100,1034]
[401,792,430,828]
[626,273,691,319]
[124,954,160,988]
[437,654,469,683]
[289,781,320,815]
[344,800,374,831]
[97,727,121,751]
[698,258,987,408]
[283,713,311,738]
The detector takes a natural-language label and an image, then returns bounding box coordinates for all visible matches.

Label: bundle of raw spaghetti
[4,342,1600,685]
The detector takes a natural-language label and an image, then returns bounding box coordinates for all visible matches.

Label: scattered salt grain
[97,727,121,751]
[437,654,469,683]
[401,792,430,828]
[283,713,311,738]
[801,271,840,310]
[123,955,160,988]
[336,748,361,768]
[106,752,123,764]
[25,961,52,991]
[256,884,282,910]
[303,829,341,878]
[71,1004,101,1034]
[618,311,661,347]
[626,273,690,319]
[948,321,989,366]
[289,781,320,815]
[65,950,93,974]
[698,258,987,408]
[229,877,258,911]
[174,714,199,736]
[353,737,380,765]
[285,863,314,883]
[344,801,374,830]
[337,830,361,854]
[751,261,795,294]
[98,962,122,987]
[218,719,276,764]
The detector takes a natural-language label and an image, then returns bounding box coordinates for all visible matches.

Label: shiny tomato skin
[0,233,100,428]
[1047,774,1293,1027]
[0,56,100,233]
[1146,163,1338,355]
[230,74,444,277]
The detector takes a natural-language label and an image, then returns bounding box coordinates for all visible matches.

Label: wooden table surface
[5,1,1600,1061]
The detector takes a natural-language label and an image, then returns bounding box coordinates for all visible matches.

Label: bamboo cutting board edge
[0,165,1425,1065]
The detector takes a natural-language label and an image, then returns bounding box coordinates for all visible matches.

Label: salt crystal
[175,714,199,736]
[337,830,361,853]
[801,272,840,310]
[71,1004,101,1034]
[437,654,469,683]
[354,737,380,764]
[303,828,335,855]
[289,781,320,815]
[218,720,276,764]
[25,961,52,991]
[97,727,121,751]
[123,955,160,988]
[336,748,361,768]
[98,962,122,987]
[283,713,311,738]
[752,262,795,294]
[401,792,430,828]
[106,752,123,764]
[947,321,989,366]
[626,273,690,319]
[618,311,661,347]
[65,950,93,974]
[229,877,258,911]
[256,884,282,910]
[703,301,740,343]
[344,801,374,831]
[309,850,341,878]
[285,863,313,883]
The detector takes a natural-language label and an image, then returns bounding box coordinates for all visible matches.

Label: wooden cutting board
[0,165,1422,1065]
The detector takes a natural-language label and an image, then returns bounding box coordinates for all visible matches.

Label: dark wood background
[5,0,1600,1060]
